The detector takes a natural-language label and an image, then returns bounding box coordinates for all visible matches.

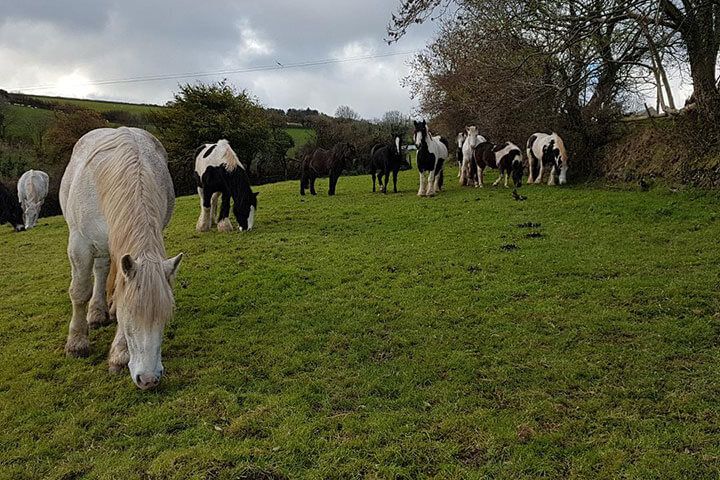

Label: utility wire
[10,50,417,92]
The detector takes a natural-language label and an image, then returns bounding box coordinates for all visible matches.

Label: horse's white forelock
[92,128,174,325]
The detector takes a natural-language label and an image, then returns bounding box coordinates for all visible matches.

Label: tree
[150,81,271,195]
[378,110,411,136]
[43,108,107,168]
[334,105,360,121]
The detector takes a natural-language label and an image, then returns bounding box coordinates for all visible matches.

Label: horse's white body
[460,126,486,187]
[60,127,181,390]
[414,127,448,197]
[17,169,49,229]
[527,132,568,185]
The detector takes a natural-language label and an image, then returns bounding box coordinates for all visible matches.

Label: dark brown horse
[300,142,356,196]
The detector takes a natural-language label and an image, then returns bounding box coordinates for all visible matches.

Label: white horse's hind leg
[87,257,111,330]
[108,324,129,373]
[527,150,535,183]
[534,164,544,184]
[504,173,509,188]
[493,171,502,186]
[417,172,425,196]
[65,233,94,357]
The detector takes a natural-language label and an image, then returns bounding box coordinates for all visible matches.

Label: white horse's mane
[91,128,174,323]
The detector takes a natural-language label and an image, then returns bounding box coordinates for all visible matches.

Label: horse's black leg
[392,168,398,193]
[217,190,233,232]
[300,173,306,196]
[372,172,376,192]
[310,175,317,196]
[328,174,337,196]
[382,168,390,194]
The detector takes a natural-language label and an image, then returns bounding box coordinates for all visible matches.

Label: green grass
[3,104,54,142]
[285,127,316,157]
[1,168,719,478]
[29,95,162,115]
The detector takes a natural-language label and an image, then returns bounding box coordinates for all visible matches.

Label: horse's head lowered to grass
[0,182,25,232]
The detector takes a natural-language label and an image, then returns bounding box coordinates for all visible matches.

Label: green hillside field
[1,168,719,478]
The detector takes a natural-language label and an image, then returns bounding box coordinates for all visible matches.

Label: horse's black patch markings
[202,144,217,158]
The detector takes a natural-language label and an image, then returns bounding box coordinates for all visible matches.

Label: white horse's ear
[164,253,183,283]
[121,254,136,280]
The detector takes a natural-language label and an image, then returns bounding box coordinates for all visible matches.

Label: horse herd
[0,121,569,390]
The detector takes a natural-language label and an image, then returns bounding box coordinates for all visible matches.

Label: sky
[0,1,437,118]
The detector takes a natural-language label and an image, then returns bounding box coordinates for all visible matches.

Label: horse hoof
[108,362,126,374]
[65,338,90,358]
[87,306,111,330]
[217,219,233,233]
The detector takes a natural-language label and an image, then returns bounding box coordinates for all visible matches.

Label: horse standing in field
[460,126,487,187]
[527,132,568,185]
[300,142,356,196]
[413,120,448,197]
[17,169,49,229]
[0,182,25,232]
[60,127,182,390]
[370,135,410,193]
[474,141,524,188]
[195,140,258,232]
[455,132,466,177]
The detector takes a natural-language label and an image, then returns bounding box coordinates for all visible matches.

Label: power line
[9,50,417,92]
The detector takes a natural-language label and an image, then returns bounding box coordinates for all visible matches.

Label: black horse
[300,142,356,196]
[370,135,410,193]
[0,182,25,232]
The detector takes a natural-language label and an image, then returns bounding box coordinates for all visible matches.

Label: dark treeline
[388,0,720,178]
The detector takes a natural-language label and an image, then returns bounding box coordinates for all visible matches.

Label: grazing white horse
[17,169,49,229]
[460,126,486,186]
[527,132,568,185]
[60,127,182,390]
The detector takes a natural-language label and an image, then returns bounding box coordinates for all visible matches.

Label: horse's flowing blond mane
[89,128,174,322]
[216,139,242,171]
[552,133,568,163]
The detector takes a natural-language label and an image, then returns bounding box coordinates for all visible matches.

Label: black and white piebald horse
[455,131,467,177]
[473,141,524,188]
[413,120,449,197]
[527,132,568,185]
[0,181,25,232]
[194,139,258,232]
[460,126,487,186]
[370,135,410,193]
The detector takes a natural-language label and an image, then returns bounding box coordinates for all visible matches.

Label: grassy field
[286,127,316,157]
[3,104,54,142]
[29,95,163,115]
[1,168,719,479]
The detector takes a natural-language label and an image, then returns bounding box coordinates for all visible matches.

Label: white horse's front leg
[210,192,220,226]
[196,187,211,232]
[65,234,94,357]
[417,172,426,196]
[548,166,557,186]
[426,171,436,196]
[108,323,129,373]
[87,256,112,330]
[504,173,509,188]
